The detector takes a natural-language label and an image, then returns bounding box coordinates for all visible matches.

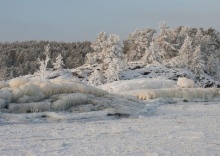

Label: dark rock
[142,72,151,75]
[204,81,214,88]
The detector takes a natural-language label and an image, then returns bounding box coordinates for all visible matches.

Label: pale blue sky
[0,0,219,42]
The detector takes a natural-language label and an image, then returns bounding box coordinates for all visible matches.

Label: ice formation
[122,88,219,101]
[0,76,147,117]
[9,102,51,113]
[177,77,194,88]
[51,93,90,111]
[12,84,45,103]
[9,77,30,88]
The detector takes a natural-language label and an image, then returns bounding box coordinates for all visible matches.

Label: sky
[0,0,219,42]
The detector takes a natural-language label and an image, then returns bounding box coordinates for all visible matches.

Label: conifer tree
[178,36,193,69]
[124,28,156,61]
[37,44,50,80]
[191,45,205,74]
[53,54,65,70]
[86,32,127,85]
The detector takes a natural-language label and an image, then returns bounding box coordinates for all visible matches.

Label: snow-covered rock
[177,77,194,88]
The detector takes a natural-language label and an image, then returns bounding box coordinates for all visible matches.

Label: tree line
[1,23,220,81]
[0,40,92,80]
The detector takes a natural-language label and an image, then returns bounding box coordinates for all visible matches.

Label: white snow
[0,62,220,155]
[0,101,220,155]
[177,77,194,88]
[99,78,177,93]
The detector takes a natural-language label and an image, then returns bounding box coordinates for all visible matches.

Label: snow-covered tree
[37,44,50,80]
[88,69,104,86]
[177,36,193,69]
[86,32,123,64]
[87,32,108,63]
[85,53,97,64]
[155,22,178,59]
[142,42,161,64]
[106,34,123,59]
[105,60,120,83]
[86,32,127,85]
[124,28,156,61]
[191,45,205,74]
[206,54,220,80]
[53,54,65,70]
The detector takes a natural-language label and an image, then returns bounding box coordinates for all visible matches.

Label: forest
[0,23,220,82]
[0,41,92,80]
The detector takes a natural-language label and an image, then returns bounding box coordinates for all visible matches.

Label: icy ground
[0,101,220,155]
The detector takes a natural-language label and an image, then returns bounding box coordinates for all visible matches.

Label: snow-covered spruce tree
[124,28,156,61]
[88,69,104,86]
[177,36,193,69]
[102,34,127,83]
[154,22,178,60]
[207,54,220,80]
[53,53,65,70]
[86,32,108,64]
[142,23,185,66]
[37,44,51,80]
[142,42,161,64]
[191,45,205,74]
[86,32,126,84]
[105,57,122,83]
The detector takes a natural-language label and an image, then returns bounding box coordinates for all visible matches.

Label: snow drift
[99,78,177,93]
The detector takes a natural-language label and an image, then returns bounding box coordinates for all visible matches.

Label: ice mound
[122,88,219,101]
[9,102,51,113]
[51,93,90,111]
[0,77,147,121]
[12,84,45,103]
[9,77,30,88]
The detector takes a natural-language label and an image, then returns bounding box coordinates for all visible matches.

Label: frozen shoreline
[1,101,220,155]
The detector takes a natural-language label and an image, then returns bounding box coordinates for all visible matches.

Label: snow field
[0,101,220,155]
